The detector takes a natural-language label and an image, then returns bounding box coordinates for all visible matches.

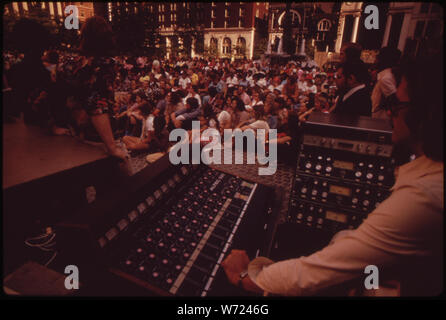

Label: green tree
[172,3,205,57]
[111,6,146,54]
[3,4,60,50]
[142,6,160,55]
[3,13,18,50]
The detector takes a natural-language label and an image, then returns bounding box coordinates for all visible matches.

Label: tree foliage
[111,9,146,54]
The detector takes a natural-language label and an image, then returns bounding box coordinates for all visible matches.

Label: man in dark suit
[333,61,372,117]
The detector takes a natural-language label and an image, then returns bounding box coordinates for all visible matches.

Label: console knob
[305,162,312,169]
[301,187,308,194]
[315,164,322,171]
[355,171,362,178]
[321,192,328,198]
[325,166,332,173]
[352,198,359,204]
[378,175,385,181]
[307,216,313,222]
[311,189,318,196]
[366,173,374,180]
[326,157,332,162]
[297,213,303,220]
[363,200,370,207]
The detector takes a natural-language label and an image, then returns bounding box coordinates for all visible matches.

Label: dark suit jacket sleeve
[334,88,372,117]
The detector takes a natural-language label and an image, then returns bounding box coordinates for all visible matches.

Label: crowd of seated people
[3,17,406,164]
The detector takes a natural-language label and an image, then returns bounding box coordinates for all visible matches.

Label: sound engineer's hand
[222,249,250,286]
[222,249,264,294]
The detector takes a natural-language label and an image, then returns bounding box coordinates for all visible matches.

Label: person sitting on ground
[240,104,270,132]
[217,97,234,133]
[171,97,201,130]
[314,92,330,113]
[231,97,253,128]
[122,101,166,152]
[183,84,202,107]
[237,84,251,106]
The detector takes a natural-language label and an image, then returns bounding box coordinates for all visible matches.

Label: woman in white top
[122,102,155,151]
[240,104,270,132]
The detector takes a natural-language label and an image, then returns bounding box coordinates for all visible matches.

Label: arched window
[222,38,231,55]
[278,10,301,28]
[318,19,331,32]
[236,37,246,55]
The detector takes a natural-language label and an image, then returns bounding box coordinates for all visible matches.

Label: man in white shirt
[222,55,444,296]
[237,85,251,106]
[371,47,401,120]
[304,79,317,94]
[182,84,202,107]
[267,76,284,93]
[178,71,191,90]
[256,75,267,89]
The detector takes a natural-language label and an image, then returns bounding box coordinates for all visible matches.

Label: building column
[277,36,284,54]
[398,12,412,52]
[266,38,272,54]
[271,12,275,31]
[249,29,255,59]
[12,2,19,15]
[335,15,345,53]
[351,15,360,43]
[166,37,171,60]
[218,37,223,58]
[381,13,392,47]
[191,38,195,58]
[295,37,300,55]
[299,37,306,55]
